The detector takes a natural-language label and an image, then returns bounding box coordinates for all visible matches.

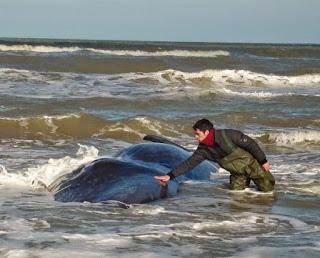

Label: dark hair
[193,118,214,132]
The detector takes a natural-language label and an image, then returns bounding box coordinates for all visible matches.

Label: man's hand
[262,162,270,172]
[154,175,170,186]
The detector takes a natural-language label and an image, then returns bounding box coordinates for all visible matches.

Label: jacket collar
[200,129,215,146]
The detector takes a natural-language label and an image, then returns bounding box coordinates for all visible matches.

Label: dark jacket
[168,129,267,178]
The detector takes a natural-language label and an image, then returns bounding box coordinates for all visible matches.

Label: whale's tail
[143,135,191,152]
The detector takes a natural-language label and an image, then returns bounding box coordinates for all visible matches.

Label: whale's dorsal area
[50,136,218,204]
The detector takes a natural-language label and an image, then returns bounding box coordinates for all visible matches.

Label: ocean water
[0,38,319,257]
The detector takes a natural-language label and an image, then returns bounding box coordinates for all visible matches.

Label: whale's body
[50,138,218,204]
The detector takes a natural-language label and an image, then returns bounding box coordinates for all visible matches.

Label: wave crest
[158,69,320,87]
[256,130,320,145]
[0,114,182,141]
[0,144,98,188]
[1,68,320,90]
[0,44,230,58]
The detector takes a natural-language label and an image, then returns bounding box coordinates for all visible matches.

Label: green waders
[218,148,275,192]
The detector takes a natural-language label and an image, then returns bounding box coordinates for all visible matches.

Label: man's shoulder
[216,129,244,142]
[216,128,241,135]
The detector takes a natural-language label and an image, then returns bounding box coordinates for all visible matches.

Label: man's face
[194,129,209,142]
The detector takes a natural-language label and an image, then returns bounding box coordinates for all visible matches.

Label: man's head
[192,119,214,142]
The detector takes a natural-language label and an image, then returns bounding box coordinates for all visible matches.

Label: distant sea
[0,38,319,257]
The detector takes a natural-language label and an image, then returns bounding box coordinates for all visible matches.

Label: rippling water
[0,38,319,257]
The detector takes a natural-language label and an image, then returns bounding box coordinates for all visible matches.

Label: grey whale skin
[50,136,218,204]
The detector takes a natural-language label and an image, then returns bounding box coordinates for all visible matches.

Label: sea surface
[0,38,319,257]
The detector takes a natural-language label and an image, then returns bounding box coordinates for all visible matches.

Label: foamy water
[0,44,230,57]
[1,139,319,257]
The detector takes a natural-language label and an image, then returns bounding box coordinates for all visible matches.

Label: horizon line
[0,36,319,47]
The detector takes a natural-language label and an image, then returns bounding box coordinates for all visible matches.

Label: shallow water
[0,39,319,257]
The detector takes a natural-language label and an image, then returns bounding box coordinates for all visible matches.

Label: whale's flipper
[143,135,191,152]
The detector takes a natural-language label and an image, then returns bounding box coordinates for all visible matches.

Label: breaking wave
[1,68,320,90]
[0,114,182,141]
[0,144,98,188]
[0,44,230,58]
[1,113,319,147]
[156,69,320,87]
[256,130,320,145]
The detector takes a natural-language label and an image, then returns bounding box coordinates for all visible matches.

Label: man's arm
[154,148,206,185]
[228,130,268,166]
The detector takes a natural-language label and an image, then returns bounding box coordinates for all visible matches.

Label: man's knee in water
[230,175,248,190]
[230,184,246,190]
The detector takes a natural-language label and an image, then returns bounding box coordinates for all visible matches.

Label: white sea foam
[0,165,9,185]
[280,183,320,196]
[62,233,135,251]
[0,68,47,81]
[264,130,320,145]
[0,44,230,57]
[2,67,320,89]
[218,88,288,98]
[1,250,105,258]
[157,69,320,86]
[0,44,82,53]
[0,144,99,189]
[92,49,230,58]
[131,205,165,215]
[228,187,276,196]
[62,232,204,256]
[193,213,312,233]
[1,68,320,100]
[28,218,51,230]
[0,113,81,123]
[265,151,320,195]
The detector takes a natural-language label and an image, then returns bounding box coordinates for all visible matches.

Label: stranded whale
[48,135,218,204]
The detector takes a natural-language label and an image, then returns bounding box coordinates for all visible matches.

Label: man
[154,119,275,192]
